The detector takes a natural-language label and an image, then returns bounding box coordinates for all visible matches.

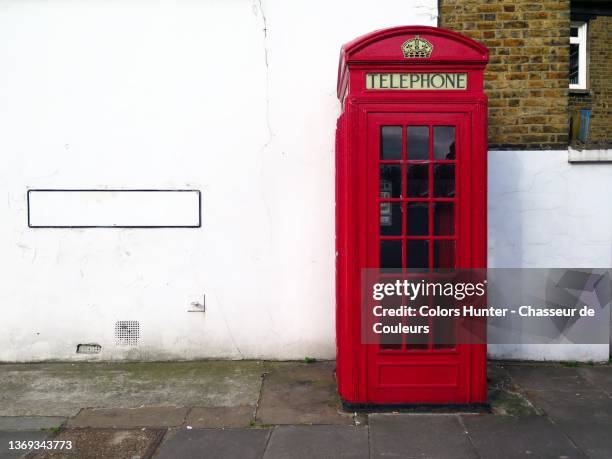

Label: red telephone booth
[335,26,488,407]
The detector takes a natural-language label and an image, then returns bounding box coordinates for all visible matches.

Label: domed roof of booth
[337,25,489,96]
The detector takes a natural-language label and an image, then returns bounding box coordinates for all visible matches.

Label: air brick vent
[115,321,140,346]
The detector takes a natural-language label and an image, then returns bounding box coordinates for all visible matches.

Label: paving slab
[0,431,49,459]
[550,418,612,459]
[487,363,512,388]
[257,361,352,425]
[67,407,188,428]
[462,415,583,458]
[525,390,612,458]
[0,361,264,417]
[263,425,368,459]
[577,365,612,395]
[155,428,270,459]
[522,387,612,421]
[0,418,64,431]
[487,364,537,416]
[185,405,255,428]
[369,414,477,459]
[28,428,164,459]
[505,365,598,393]
[517,388,612,459]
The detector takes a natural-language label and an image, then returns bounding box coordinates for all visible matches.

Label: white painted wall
[2,3,608,363]
[488,150,612,361]
[0,0,438,361]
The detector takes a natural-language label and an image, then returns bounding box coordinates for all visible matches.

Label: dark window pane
[432,314,456,349]
[407,126,429,160]
[406,315,429,350]
[570,26,578,37]
[431,289,456,349]
[381,126,402,160]
[433,126,456,160]
[380,165,401,198]
[380,202,402,236]
[380,240,402,269]
[406,202,429,236]
[380,340,402,351]
[407,164,429,197]
[406,240,429,269]
[380,343,402,350]
[434,240,455,269]
[434,202,454,236]
[380,295,403,350]
[569,44,579,85]
[434,164,455,197]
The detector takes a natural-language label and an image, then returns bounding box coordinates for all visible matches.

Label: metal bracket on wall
[188,294,206,313]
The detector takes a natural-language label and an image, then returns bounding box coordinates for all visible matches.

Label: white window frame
[570,21,588,90]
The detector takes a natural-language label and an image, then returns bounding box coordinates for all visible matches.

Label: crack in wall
[254,0,274,254]
[253,0,277,342]
[256,0,273,143]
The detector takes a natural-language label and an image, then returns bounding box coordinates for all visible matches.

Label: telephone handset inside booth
[380,179,393,226]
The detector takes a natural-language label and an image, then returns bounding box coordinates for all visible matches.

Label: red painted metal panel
[335,26,488,406]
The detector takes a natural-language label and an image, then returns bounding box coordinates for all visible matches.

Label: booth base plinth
[341,399,491,413]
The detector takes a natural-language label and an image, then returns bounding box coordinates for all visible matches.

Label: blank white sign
[28,190,201,227]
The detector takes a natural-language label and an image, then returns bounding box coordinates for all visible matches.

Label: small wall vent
[115,321,140,346]
[76,343,102,354]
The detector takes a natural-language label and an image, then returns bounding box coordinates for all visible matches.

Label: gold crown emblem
[401,35,433,58]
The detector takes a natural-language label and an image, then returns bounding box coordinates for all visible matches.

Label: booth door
[366,112,473,404]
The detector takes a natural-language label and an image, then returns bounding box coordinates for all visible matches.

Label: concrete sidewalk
[0,360,611,458]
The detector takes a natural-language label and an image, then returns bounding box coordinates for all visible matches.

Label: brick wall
[568,15,612,147]
[439,0,570,149]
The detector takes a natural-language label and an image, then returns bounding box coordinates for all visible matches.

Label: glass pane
[434,202,454,235]
[432,290,455,349]
[380,240,402,269]
[406,315,429,350]
[434,240,455,269]
[380,202,402,236]
[406,240,429,269]
[407,126,429,160]
[407,164,428,197]
[433,315,456,349]
[380,295,403,350]
[570,26,578,38]
[380,337,402,350]
[569,44,579,85]
[406,202,428,236]
[434,164,455,197]
[433,126,456,160]
[380,165,401,198]
[381,126,402,160]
